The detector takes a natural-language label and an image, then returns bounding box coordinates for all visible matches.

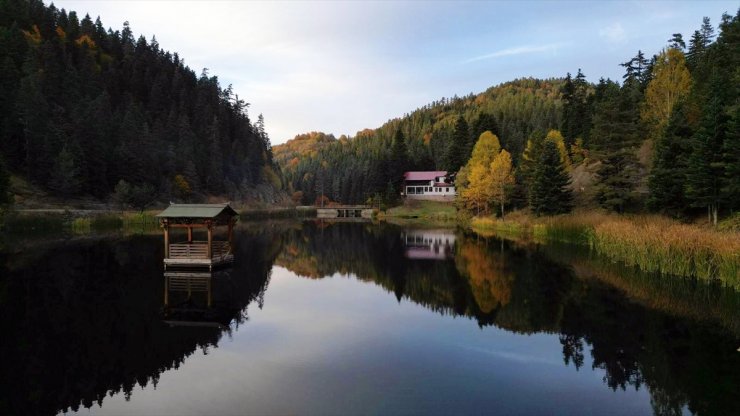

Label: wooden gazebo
[157,203,238,269]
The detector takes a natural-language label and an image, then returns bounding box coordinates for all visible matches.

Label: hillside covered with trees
[277,12,739,224]
[0,0,282,207]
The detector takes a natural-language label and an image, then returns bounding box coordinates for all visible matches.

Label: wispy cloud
[463,43,564,63]
[599,22,627,44]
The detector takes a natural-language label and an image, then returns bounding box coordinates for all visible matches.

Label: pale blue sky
[55,1,736,143]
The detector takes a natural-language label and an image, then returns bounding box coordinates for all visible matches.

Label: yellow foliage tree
[490,150,514,218]
[641,48,692,140]
[457,240,513,312]
[545,130,571,170]
[461,163,493,215]
[173,174,191,201]
[457,131,501,210]
[469,131,501,168]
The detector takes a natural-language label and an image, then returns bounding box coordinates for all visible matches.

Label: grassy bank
[471,211,740,290]
[1,210,160,235]
[239,206,317,220]
[380,200,457,222]
[0,206,319,235]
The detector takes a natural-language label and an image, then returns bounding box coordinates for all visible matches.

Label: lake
[1,221,738,415]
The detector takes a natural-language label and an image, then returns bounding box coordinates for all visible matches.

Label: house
[403,171,456,201]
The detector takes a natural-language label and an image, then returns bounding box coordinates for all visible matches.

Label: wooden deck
[163,241,233,269]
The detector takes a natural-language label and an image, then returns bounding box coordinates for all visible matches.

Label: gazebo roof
[156,203,238,220]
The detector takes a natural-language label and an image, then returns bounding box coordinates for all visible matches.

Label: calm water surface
[1,221,738,415]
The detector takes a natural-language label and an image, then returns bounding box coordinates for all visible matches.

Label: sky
[54,1,736,144]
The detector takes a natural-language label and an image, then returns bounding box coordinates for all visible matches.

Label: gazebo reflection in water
[162,268,242,328]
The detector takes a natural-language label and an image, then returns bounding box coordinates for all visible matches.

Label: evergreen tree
[530,141,572,215]
[0,1,277,202]
[517,129,545,208]
[389,128,409,192]
[722,105,740,212]
[590,77,642,213]
[0,156,10,204]
[561,69,591,147]
[668,33,686,50]
[686,78,729,225]
[50,145,82,196]
[647,102,692,214]
[470,112,500,155]
[445,116,469,172]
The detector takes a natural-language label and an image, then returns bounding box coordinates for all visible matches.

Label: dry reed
[470,211,740,289]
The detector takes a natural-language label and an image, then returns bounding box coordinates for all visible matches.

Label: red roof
[404,171,447,181]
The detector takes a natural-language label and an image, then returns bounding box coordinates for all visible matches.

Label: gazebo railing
[168,241,231,259]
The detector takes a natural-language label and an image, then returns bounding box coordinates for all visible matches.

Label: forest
[275,12,739,224]
[0,0,282,208]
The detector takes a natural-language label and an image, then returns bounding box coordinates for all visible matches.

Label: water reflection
[164,269,239,328]
[0,228,279,415]
[0,221,738,415]
[277,221,740,416]
[402,229,455,260]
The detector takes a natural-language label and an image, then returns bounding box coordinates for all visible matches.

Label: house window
[407,187,415,194]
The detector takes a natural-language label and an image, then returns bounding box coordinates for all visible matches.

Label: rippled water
[1,221,738,415]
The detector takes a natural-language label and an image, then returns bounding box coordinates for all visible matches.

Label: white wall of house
[405,185,455,196]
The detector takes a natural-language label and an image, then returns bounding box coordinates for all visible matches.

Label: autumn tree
[461,163,494,215]
[173,174,192,201]
[489,149,514,218]
[641,48,692,141]
[457,131,501,214]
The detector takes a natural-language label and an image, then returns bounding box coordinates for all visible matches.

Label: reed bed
[469,211,740,289]
[591,216,740,288]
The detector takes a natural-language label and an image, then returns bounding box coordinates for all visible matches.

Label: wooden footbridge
[316,205,373,219]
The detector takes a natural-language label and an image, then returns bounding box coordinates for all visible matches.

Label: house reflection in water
[402,230,456,260]
[163,269,240,328]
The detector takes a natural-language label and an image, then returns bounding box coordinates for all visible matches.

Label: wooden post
[187,226,192,243]
[164,275,169,307]
[207,277,212,308]
[228,219,234,253]
[207,222,213,259]
[163,223,170,259]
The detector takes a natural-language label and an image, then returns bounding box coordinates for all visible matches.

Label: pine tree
[530,141,572,216]
[0,156,11,204]
[722,105,740,212]
[50,145,81,196]
[590,77,642,213]
[648,102,692,214]
[470,112,500,155]
[389,128,409,192]
[668,33,686,50]
[518,129,544,208]
[445,116,469,172]
[686,79,729,225]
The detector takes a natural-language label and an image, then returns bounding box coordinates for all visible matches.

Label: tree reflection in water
[0,228,280,415]
[0,221,738,415]
[277,221,740,416]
